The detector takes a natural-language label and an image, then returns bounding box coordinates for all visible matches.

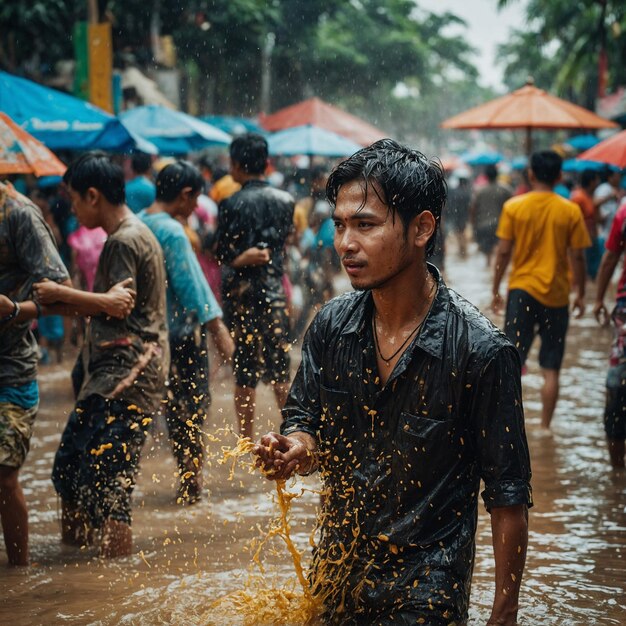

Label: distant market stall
[0,71,156,153]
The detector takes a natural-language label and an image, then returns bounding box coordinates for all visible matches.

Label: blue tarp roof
[120,105,231,155]
[200,115,264,136]
[268,124,361,157]
[0,71,156,153]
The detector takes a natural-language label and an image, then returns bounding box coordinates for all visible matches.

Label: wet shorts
[474,226,498,255]
[605,365,626,440]
[504,289,569,370]
[52,394,149,527]
[225,297,291,389]
[0,401,38,468]
[604,299,626,440]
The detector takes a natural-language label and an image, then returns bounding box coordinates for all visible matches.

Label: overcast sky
[418,0,528,91]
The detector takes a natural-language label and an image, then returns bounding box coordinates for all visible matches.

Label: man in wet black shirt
[215,133,294,439]
[255,140,532,625]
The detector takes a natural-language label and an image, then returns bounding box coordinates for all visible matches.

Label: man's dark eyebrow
[334,210,380,221]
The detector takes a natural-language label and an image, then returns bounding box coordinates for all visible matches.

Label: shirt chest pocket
[395,412,456,480]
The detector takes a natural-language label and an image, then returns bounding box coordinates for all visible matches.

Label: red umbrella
[0,112,66,177]
[441,80,618,154]
[259,97,387,147]
[577,130,626,168]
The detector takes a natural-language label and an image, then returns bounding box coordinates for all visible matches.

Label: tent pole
[525,127,532,156]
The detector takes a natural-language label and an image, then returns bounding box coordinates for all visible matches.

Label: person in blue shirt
[139,161,234,504]
[125,152,156,213]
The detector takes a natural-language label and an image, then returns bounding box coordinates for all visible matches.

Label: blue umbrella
[200,115,264,136]
[564,134,600,151]
[120,105,231,155]
[0,71,156,153]
[510,156,528,170]
[268,124,361,157]
[562,159,614,172]
[461,151,504,166]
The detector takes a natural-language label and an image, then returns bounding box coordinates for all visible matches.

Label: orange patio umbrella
[441,80,618,155]
[259,97,387,147]
[577,130,626,168]
[0,111,66,177]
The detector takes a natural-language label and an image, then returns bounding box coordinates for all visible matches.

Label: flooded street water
[2,244,626,625]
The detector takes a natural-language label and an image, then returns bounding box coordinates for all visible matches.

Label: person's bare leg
[235,385,256,440]
[541,368,560,428]
[177,453,204,505]
[100,518,132,558]
[607,438,625,469]
[61,499,94,546]
[457,232,467,259]
[0,466,28,565]
[272,382,290,410]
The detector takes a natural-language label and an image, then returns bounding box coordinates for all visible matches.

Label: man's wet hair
[131,152,152,175]
[156,161,204,202]
[580,168,599,189]
[326,138,446,257]
[63,151,125,205]
[230,133,268,175]
[530,150,562,185]
[485,164,498,182]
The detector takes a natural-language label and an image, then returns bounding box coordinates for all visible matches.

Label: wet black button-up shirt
[215,179,294,306]
[281,266,532,624]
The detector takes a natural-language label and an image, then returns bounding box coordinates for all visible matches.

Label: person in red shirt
[593,197,626,469]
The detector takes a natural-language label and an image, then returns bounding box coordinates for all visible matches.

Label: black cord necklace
[372,280,437,365]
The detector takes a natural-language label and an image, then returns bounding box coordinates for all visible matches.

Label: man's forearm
[42,284,111,316]
[595,251,620,304]
[492,249,512,295]
[207,317,234,360]
[488,504,528,625]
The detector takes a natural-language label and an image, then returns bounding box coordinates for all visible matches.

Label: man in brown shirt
[0,180,137,565]
[34,153,169,558]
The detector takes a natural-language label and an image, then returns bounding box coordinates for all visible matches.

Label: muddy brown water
[2,245,626,625]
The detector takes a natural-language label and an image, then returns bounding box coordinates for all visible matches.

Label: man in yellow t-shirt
[491,150,591,429]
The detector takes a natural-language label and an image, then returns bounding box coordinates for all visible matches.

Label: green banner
[73,21,89,101]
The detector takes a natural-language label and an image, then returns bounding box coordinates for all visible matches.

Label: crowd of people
[1,132,625,625]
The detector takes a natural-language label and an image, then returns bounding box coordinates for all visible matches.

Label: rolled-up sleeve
[281,312,324,439]
[470,345,533,511]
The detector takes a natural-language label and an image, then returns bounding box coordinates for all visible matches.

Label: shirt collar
[340,263,449,361]
[242,179,268,189]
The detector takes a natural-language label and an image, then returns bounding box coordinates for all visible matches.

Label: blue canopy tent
[120,105,231,155]
[200,115,264,136]
[510,156,528,170]
[564,134,601,151]
[268,124,361,157]
[461,151,504,166]
[0,71,156,153]
[562,159,617,172]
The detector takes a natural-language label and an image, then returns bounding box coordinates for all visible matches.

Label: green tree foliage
[0,0,491,147]
[497,0,626,107]
[0,0,82,75]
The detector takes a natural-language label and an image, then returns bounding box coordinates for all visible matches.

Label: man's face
[333,179,431,291]
[67,185,99,229]
[179,188,201,219]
